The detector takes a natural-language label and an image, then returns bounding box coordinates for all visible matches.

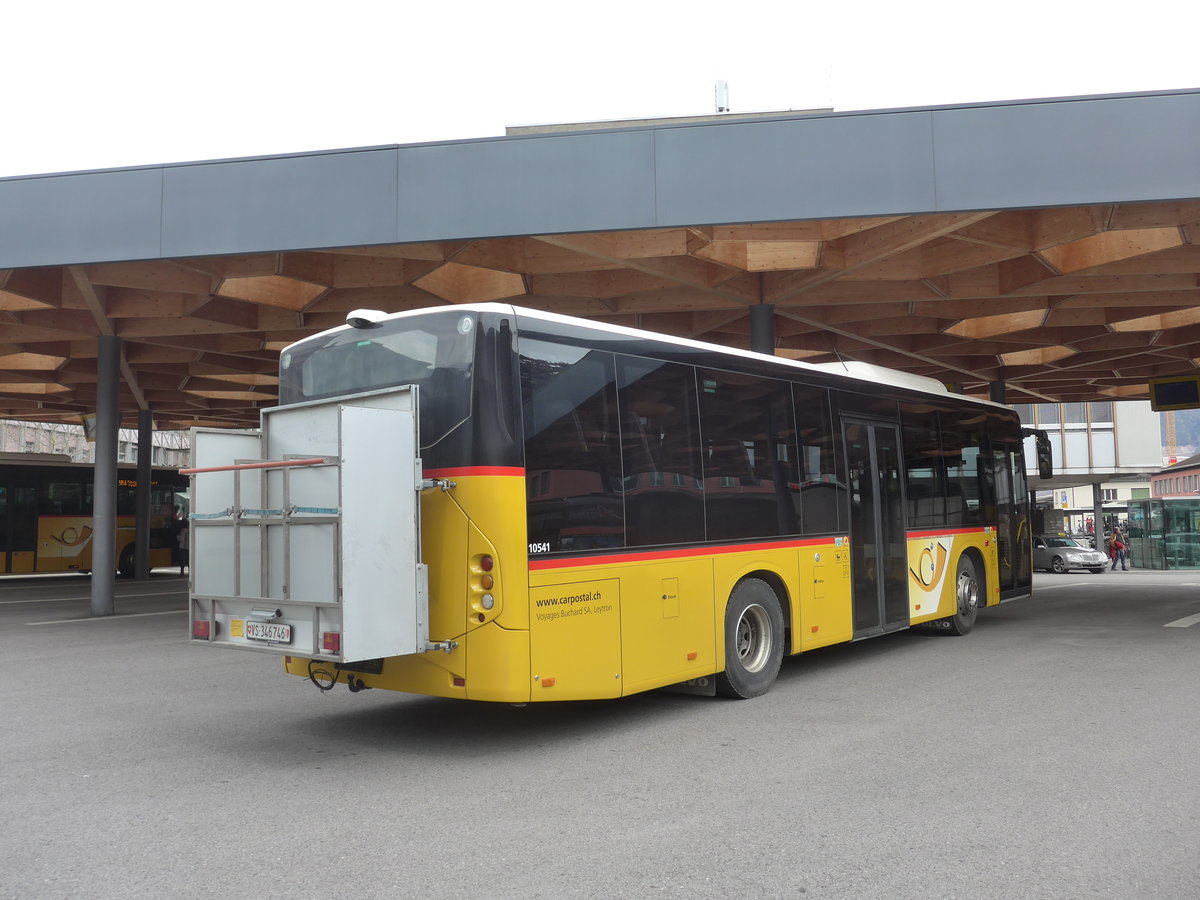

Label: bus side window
[43,480,84,515]
[617,356,703,548]
[901,405,945,528]
[941,412,986,526]
[520,339,624,552]
[698,369,799,540]
[793,384,841,534]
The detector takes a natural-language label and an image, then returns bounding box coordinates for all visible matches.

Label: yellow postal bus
[0,453,185,576]
[188,304,1045,701]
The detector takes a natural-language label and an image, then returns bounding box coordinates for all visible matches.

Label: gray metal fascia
[0,88,1198,270]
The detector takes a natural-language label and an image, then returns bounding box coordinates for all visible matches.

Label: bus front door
[994,445,1032,599]
[844,420,909,637]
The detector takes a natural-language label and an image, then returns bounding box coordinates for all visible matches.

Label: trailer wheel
[715,578,784,699]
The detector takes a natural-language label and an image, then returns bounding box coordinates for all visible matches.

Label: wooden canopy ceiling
[2,199,1198,429]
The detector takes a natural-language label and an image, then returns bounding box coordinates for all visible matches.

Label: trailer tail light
[192,619,211,640]
[322,631,341,654]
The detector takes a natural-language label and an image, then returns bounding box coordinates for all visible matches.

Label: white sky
[2,0,1195,178]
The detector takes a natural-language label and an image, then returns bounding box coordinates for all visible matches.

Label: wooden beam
[534,234,757,305]
[762,212,998,302]
[413,263,527,303]
[1038,227,1184,275]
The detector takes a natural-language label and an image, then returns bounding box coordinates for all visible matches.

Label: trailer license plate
[245,621,292,643]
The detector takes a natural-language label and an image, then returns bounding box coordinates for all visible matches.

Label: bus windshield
[278,310,476,449]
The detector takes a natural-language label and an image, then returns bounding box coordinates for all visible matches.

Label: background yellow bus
[189,304,1042,701]
[0,453,186,576]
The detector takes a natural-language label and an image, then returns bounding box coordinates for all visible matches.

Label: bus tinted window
[699,370,800,540]
[618,356,704,547]
[279,310,475,450]
[941,412,986,525]
[793,384,842,534]
[902,404,946,528]
[520,340,623,553]
[43,480,84,515]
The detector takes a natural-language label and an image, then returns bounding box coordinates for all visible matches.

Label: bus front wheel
[715,578,784,699]
[942,554,979,636]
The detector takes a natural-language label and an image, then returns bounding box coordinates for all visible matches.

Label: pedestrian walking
[1110,533,1128,571]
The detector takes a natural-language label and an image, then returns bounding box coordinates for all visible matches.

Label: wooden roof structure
[2,90,1199,429]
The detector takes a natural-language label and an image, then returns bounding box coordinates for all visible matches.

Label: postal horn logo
[911,541,949,590]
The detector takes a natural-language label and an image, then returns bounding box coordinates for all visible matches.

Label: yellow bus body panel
[31,515,171,573]
[279,463,1003,701]
[906,529,1000,623]
[785,541,855,652]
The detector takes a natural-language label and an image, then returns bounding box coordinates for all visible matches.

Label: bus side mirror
[1023,429,1053,480]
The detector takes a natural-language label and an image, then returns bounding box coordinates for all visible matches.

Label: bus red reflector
[322,632,341,653]
[192,620,210,640]
[453,676,465,687]
[541,677,556,688]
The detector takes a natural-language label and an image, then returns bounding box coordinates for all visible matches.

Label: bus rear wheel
[118,545,136,578]
[942,554,979,636]
[715,578,784,699]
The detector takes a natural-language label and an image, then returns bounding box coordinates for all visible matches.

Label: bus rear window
[278,311,475,449]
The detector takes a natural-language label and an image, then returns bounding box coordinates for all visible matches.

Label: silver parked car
[1033,535,1109,574]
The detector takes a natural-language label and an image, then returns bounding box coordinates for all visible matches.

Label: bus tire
[715,578,785,699]
[942,554,979,636]
[118,544,136,578]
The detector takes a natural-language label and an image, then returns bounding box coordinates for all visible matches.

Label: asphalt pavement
[1,568,1197,899]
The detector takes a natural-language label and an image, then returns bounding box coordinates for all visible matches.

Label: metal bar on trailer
[259,464,269,602]
[180,457,329,475]
[190,594,340,608]
[281,465,292,602]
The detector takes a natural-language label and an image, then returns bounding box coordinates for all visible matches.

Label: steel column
[90,336,121,616]
[750,304,775,355]
[135,408,152,579]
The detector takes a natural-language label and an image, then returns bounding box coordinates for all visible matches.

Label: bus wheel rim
[736,603,772,673]
[957,571,978,615]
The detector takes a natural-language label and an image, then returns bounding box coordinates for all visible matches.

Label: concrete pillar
[1093,482,1106,548]
[750,304,775,355]
[135,408,153,579]
[90,336,121,616]
[989,381,1007,404]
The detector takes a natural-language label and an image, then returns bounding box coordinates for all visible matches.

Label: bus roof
[287,303,1008,409]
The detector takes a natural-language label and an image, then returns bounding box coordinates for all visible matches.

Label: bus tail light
[322,631,341,653]
[192,619,212,640]
[480,555,494,572]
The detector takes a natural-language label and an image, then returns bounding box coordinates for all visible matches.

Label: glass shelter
[1127,499,1200,569]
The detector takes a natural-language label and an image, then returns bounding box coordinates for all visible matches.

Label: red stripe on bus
[906,527,989,539]
[422,466,526,478]
[529,537,843,570]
